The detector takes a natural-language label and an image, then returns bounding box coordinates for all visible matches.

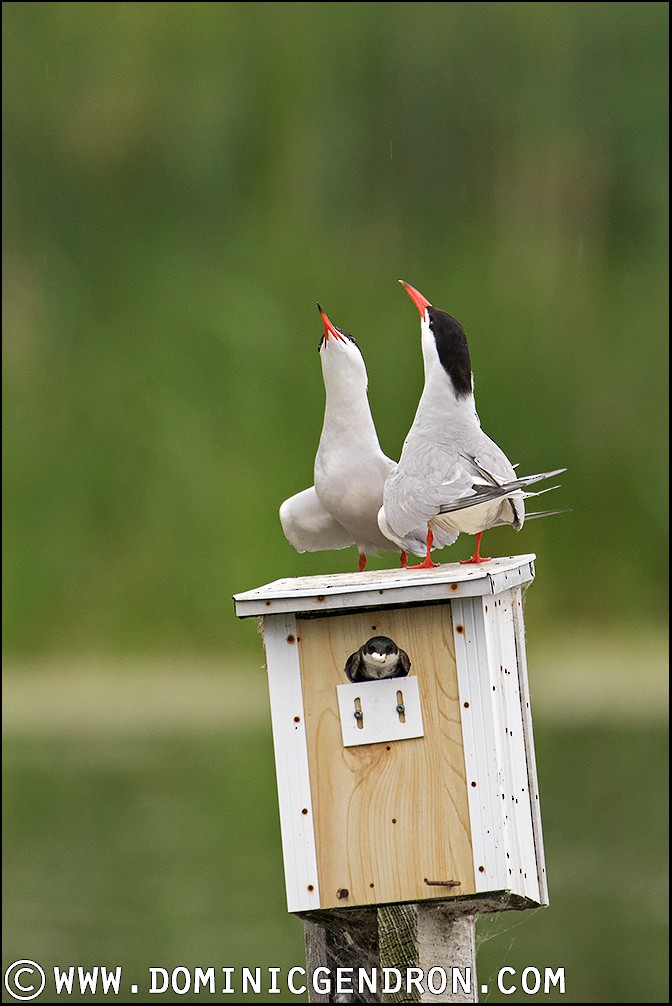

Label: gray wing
[385,423,565,537]
[393,649,411,678]
[383,440,458,536]
[383,430,518,537]
[438,465,566,514]
[344,650,362,682]
[279,486,355,552]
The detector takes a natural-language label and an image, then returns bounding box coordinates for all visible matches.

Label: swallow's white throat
[363,651,394,666]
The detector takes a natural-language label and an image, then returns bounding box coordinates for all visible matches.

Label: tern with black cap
[377,281,566,568]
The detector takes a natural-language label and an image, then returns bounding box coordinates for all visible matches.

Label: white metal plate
[336,676,424,747]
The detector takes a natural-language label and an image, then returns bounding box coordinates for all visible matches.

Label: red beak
[317,304,347,342]
[399,280,431,317]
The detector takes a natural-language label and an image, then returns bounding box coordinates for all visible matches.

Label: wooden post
[303,908,380,1004]
[234,555,548,1003]
[302,903,478,1003]
[380,905,477,1004]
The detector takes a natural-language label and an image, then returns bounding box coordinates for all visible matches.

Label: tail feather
[521,484,561,500]
[524,508,571,521]
[438,468,566,515]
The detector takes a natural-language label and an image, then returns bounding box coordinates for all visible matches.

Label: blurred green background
[3,2,668,1003]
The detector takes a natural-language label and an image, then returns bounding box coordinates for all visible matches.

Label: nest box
[234,554,548,916]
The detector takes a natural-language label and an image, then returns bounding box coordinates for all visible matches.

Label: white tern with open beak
[280,306,452,570]
[377,282,566,568]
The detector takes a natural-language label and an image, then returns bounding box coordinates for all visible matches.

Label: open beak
[399,280,431,317]
[317,304,347,343]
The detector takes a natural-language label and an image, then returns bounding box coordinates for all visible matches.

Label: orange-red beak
[399,280,431,317]
[317,304,347,343]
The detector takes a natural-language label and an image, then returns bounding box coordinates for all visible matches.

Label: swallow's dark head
[362,635,398,656]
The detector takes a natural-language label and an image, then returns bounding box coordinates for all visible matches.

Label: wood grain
[297,605,475,910]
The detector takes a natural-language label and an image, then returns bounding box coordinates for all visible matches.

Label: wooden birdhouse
[234,553,548,917]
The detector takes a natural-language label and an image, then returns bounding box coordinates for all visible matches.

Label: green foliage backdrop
[3,1,668,658]
[2,6,668,1004]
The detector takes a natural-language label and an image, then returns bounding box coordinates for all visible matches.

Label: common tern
[280,306,441,570]
[377,281,566,568]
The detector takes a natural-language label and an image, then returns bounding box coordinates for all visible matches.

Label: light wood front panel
[297,604,475,909]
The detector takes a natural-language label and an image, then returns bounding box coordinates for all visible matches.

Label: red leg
[460,531,491,565]
[399,550,408,568]
[358,553,367,573]
[406,529,440,570]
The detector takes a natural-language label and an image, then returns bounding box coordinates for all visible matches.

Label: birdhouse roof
[233,554,535,618]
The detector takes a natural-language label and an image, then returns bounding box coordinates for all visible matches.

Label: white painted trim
[483,590,540,904]
[511,588,549,906]
[452,596,509,895]
[262,613,321,913]
[454,591,545,906]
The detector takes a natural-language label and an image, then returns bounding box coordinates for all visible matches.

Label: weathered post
[234,554,548,1003]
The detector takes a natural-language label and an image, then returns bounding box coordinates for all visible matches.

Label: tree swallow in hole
[344,636,411,682]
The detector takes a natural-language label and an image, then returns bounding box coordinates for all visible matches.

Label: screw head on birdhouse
[234,554,547,916]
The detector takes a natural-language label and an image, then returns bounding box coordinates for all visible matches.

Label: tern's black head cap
[428,307,473,398]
